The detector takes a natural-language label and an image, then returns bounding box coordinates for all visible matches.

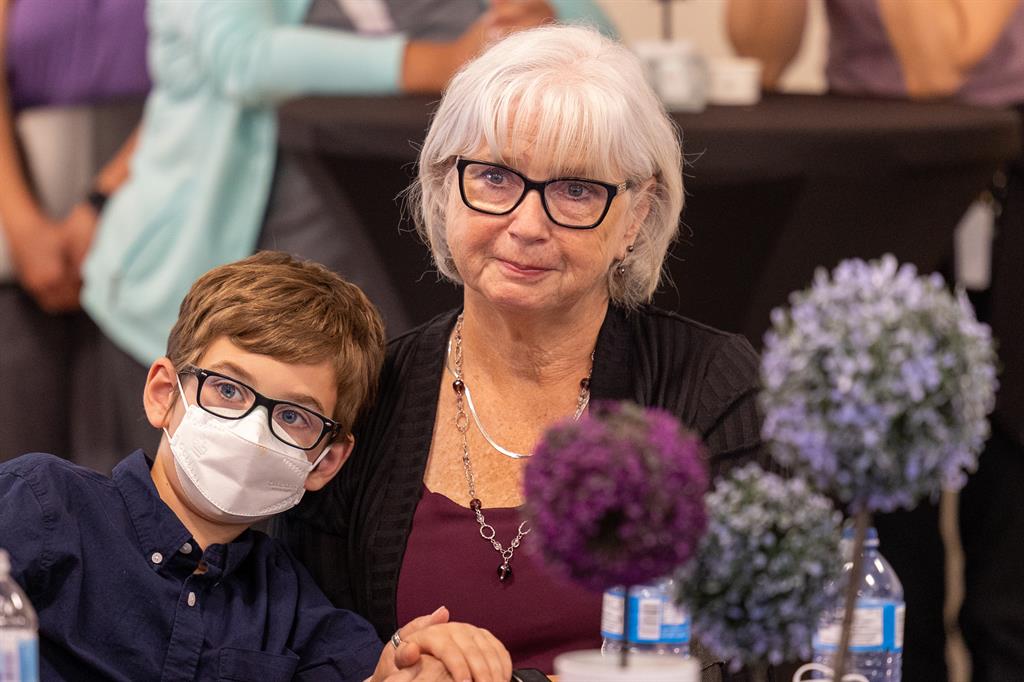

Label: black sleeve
[272,480,358,611]
[693,333,779,478]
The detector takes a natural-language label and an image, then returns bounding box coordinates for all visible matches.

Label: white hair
[409,24,684,307]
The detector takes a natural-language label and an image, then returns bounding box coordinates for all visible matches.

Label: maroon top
[396,487,602,673]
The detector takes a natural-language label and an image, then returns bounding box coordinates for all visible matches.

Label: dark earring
[626,244,635,252]
[616,263,626,276]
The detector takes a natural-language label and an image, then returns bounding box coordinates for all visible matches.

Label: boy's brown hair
[165,251,385,434]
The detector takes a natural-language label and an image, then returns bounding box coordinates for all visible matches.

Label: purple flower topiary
[677,464,843,670]
[760,255,998,512]
[523,401,709,592]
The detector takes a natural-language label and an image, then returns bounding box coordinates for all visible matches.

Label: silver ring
[390,630,403,650]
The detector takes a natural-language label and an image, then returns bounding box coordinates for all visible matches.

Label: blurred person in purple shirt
[6,0,149,110]
[0,0,148,461]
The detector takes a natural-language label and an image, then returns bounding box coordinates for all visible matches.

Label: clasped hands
[7,201,96,313]
[370,606,512,682]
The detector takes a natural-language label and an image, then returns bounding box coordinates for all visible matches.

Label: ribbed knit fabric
[276,304,778,680]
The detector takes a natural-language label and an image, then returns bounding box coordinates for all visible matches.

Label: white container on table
[555,650,699,682]
[632,40,708,113]
[707,57,763,106]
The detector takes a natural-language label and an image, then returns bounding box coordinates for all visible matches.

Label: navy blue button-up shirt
[0,451,382,681]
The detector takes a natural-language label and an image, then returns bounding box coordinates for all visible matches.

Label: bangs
[470,71,642,183]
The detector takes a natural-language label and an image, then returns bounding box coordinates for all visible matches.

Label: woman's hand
[371,606,512,682]
[376,654,455,682]
[370,606,448,681]
[401,619,511,682]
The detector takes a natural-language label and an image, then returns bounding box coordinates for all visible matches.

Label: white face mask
[165,379,331,524]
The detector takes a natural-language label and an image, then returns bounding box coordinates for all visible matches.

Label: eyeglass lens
[197,374,325,449]
[461,162,611,228]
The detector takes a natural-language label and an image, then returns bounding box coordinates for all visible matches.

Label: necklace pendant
[497,563,513,582]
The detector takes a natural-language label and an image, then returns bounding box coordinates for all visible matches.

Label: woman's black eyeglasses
[456,158,630,230]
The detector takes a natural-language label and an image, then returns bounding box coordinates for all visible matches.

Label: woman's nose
[506,189,552,241]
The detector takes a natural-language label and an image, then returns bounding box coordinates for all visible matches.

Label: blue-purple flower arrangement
[760,255,998,513]
[677,464,843,671]
[523,401,709,592]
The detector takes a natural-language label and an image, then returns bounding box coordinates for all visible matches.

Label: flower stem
[831,509,870,678]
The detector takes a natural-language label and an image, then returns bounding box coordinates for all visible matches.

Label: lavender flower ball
[761,255,998,512]
[523,401,709,592]
[678,464,843,670]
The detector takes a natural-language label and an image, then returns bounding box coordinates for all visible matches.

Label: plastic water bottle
[812,527,904,682]
[0,548,39,682]
[600,576,690,657]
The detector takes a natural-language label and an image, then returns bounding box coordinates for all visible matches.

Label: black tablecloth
[279,93,1021,345]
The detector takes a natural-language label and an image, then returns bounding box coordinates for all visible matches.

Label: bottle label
[892,603,905,652]
[813,600,905,653]
[600,588,690,644]
[0,627,38,682]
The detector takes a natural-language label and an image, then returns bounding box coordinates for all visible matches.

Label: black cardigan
[277,305,778,680]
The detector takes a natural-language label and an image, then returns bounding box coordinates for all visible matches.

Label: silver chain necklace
[451,314,593,582]
[446,318,593,459]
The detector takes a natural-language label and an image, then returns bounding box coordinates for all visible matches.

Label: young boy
[0,251,511,682]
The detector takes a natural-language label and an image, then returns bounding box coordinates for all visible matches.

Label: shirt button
[150,552,163,564]
[180,542,193,555]
[187,592,196,607]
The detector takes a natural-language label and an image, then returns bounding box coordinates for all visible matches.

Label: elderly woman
[280,25,771,677]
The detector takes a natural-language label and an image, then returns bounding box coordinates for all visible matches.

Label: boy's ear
[305,434,355,492]
[143,358,181,430]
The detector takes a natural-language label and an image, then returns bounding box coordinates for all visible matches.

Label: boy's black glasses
[456,158,630,230]
[179,367,340,451]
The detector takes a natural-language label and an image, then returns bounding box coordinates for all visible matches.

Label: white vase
[554,650,699,682]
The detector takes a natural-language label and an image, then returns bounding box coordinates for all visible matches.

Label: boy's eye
[205,377,249,404]
[279,409,304,425]
[273,405,320,444]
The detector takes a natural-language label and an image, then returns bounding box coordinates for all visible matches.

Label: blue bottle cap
[841,525,879,542]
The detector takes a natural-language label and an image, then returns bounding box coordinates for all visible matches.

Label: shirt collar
[201,530,256,577]
[112,450,255,576]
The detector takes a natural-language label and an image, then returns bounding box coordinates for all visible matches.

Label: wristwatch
[511,670,552,681]
[86,189,109,215]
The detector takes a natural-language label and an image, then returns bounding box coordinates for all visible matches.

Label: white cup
[791,663,871,682]
[707,56,763,106]
[632,40,708,113]
[554,650,700,682]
